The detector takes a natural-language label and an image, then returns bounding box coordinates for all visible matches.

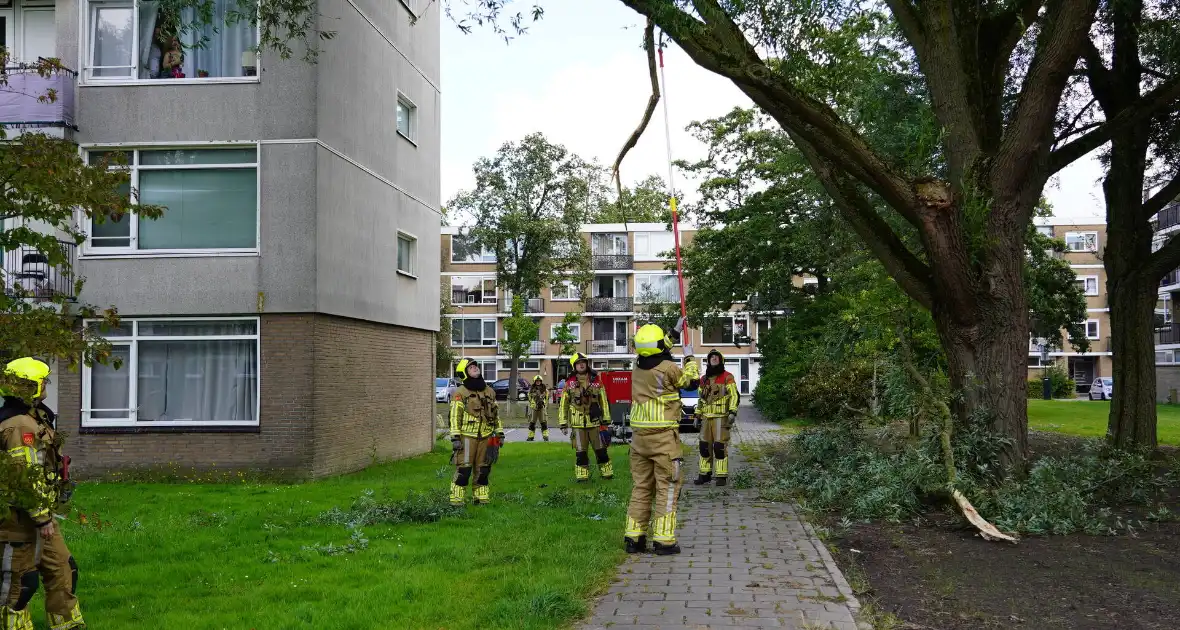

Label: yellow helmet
[533,375,543,383]
[4,357,50,398]
[569,352,588,369]
[455,358,477,380]
[635,324,673,357]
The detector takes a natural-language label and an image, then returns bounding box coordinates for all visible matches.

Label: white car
[435,377,458,403]
[1089,377,1113,401]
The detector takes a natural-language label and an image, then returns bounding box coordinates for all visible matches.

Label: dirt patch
[824,433,1180,629]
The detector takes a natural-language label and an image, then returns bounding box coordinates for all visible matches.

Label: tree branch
[992,0,1099,208]
[882,0,925,54]
[1145,171,1180,221]
[618,0,919,220]
[612,19,660,231]
[1049,73,1180,175]
[1080,39,1115,107]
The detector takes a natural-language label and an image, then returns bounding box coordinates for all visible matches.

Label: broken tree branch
[612,19,661,231]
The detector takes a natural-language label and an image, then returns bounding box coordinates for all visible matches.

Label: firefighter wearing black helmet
[693,349,740,486]
[448,358,504,505]
[558,353,612,481]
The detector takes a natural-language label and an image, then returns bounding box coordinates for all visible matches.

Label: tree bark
[1107,269,1159,449]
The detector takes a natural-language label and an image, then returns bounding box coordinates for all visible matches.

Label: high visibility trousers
[570,427,612,480]
[0,540,37,630]
[40,529,82,630]
[527,406,549,439]
[451,436,493,504]
[698,416,732,477]
[626,427,683,544]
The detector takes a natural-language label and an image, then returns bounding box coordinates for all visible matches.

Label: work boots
[693,472,713,485]
[652,541,681,555]
[715,477,728,487]
[625,536,648,554]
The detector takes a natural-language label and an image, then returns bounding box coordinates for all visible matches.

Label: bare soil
[825,433,1180,629]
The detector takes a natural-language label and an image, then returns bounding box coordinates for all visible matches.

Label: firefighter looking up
[526,375,549,442]
[0,358,85,630]
[448,358,505,506]
[625,320,700,555]
[694,350,740,486]
[558,353,612,482]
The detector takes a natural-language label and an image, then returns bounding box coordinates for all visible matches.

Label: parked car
[551,378,566,404]
[435,377,458,403]
[1089,377,1114,401]
[679,387,700,433]
[491,378,530,401]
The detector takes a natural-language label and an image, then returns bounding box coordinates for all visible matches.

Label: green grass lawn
[52,441,629,630]
[1028,399,1180,445]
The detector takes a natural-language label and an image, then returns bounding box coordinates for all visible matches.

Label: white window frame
[550,322,581,342]
[80,144,261,257]
[1065,231,1098,252]
[634,272,679,304]
[396,230,417,278]
[1077,275,1100,296]
[80,317,261,428]
[1036,226,1054,238]
[451,318,498,347]
[1157,350,1175,365]
[634,231,675,261]
[1085,319,1100,340]
[396,92,418,144]
[450,234,495,263]
[450,276,497,305]
[80,0,262,85]
[551,280,581,301]
[702,313,752,345]
[500,359,540,371]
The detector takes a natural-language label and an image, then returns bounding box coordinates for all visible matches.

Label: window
[86,147,258,253]
[551,280,581,301]
[450,234,495,263]
[550,322,581,342]
[593,276,629,298]
[1036,226,1054,238]
[451,276,497,305]
[1075,276,1100,296]
[1065,232,1098,252]
[703,315,750,345]
[84,0,259,82]
[397,232,417,276]
[500,359,540,371]
[82,318,259,427]
[1085,320,1100,339]
[634,231,675,259]
[591,233,628,255]
[1157,350,1175,365]
[396,94,417,142]
[635,274,680,303]
[451,318,497,347]
[1028,356,1056,368]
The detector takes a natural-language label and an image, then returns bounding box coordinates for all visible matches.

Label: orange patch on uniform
[21,433,34,446]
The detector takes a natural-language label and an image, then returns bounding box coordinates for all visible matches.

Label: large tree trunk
[1107,270,1158,449]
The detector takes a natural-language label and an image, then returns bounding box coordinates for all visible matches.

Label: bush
[1026,364,1075,399]
[317,489,466,526]
[787,359,876,421]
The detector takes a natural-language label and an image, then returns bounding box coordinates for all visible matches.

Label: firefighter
[448,358,505,506]
[625,320,699,555]
[558,353,612,482]
[526,375,550,442]
[0,358,84,630]
[694,350,740,486]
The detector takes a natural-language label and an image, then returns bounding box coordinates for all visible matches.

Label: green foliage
[549,311,582,360]
[1026,203,1089,352]
[502,295,541,362]
[768,424,1178,535]
[436,277,457,376]
[1025,364,1076,399]
[317,489,466,527]
[634,284,682,336]
[591,174,669,224]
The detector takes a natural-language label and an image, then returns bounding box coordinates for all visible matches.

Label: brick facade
[57,313,432,478]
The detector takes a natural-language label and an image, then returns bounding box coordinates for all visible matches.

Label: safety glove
[451,435,463,452]
[693,411,703,431]
[726,410,738,429]
[560,424,569,436]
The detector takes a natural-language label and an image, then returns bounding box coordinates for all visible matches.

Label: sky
[440,1,1106,225]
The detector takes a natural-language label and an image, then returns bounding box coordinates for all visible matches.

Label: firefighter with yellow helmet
[0,358,85,630]
[558,353,612,481]
[448,358,505,506]
[526,375,550,442]
[693,349,740,486]
[625,320,699,555]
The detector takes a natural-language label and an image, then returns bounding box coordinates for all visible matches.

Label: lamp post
[1039,342,1052,400]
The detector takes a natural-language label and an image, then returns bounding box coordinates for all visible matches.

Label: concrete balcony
[1157,325,1180,345]
[0,67,77,139]
[1151,203,1180,233]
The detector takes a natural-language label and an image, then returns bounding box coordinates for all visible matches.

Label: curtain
[135,322,257,422]
[138,168,257,249]
[90,346,131,419]
[138,1,161,79]
[181,0,257,78]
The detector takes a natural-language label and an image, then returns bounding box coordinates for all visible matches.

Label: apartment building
[1029,222,1111,392]
[1153,202,1180,402]
[441,224,792,398]
[0,0,441,477]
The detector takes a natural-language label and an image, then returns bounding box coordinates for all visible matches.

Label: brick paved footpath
[580,407,864,630]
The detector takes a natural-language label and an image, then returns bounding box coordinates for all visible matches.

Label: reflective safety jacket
[0,402,61,541]
[528,384,548,411]
[630,359,700,429]
[697,371,739,418]
[449,386,502,439]
[559,373,609,429]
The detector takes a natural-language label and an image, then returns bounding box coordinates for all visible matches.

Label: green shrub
[1026,364,1075,399]
[317,489,466,526]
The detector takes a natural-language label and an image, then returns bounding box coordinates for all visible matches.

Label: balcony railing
[586,296,634,312]
[3,240,76,301]
[1152,203,1180,233]
[1163,269,1180,288]
[497,340,545,354]
[1157,325,1180,345]
[592,254,634,270]
[500,297,544,313]
[586,339,629,354]
[0,67,77,135]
